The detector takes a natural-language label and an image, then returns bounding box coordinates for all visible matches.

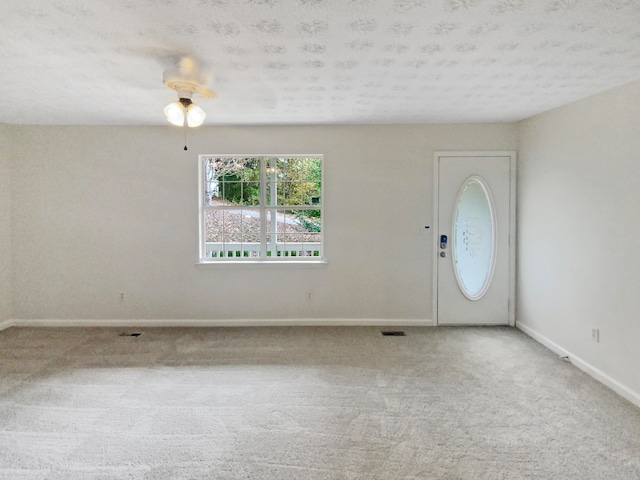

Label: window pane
[221,181,241,205]
[204,210,224,242]
[240,182,260,206]
[265,210,282,241]
[220,211,237,238]
[297,182,322,205]
[268,157,287,177]
[239,209,261,242]
[305,158,322,182]
[240,158,260,181]
[204,181,218,206]
[297,210,322,236]
[275,210,298,235]
[281,158,299,179]
[265,173,277,205]
[276,181,287,206]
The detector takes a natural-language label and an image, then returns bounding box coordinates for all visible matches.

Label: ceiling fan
[122,45,278,125]
[162,56,216,128]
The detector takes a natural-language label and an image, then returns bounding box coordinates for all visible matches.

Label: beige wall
[0,124,11,321]
[5,84,640,406]
[517,79,640,404]
[9,123,516,321]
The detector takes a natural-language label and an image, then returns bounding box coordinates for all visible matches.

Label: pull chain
[183,110,188,150]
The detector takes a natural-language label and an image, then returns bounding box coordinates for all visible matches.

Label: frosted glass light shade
[164,101,185,126]
[186,103,206,127]
[164,101,206,127]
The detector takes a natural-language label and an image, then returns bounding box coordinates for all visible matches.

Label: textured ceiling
[1,0,640,126]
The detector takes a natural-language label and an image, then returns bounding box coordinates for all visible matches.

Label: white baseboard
[517,321,640,410]
[12,318,434,328]
[0,319,15,331]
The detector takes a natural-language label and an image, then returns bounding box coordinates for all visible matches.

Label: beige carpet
[1,326,639,480]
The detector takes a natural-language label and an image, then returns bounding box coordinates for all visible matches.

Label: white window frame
[198,154,324,263]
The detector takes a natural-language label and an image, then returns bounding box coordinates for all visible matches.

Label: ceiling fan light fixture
[164,97,206,127]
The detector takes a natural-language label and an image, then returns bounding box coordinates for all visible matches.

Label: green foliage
[294,211,321,232]
[219,158,261,205]
[274,157,322,207]
[220,173,260,205]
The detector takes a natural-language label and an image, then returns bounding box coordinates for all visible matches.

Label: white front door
[434,152,516,325]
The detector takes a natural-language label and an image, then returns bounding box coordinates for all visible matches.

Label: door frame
[432,151,517,326]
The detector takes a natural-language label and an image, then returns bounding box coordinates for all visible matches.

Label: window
[199,155,323,262]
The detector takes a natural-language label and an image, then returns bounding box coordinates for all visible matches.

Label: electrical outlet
[591,328,600,343]
[119,292,125,301]
[306,291,312,301]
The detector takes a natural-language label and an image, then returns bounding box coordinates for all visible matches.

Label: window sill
[196,260,328,267]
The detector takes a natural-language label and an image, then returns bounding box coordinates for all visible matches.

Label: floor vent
[381,331,406,336]
[119,332,144,337]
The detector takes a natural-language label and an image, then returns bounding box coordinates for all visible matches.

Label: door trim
[432,151,517,326]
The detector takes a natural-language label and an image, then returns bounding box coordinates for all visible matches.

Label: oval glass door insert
[452,176,496,300]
